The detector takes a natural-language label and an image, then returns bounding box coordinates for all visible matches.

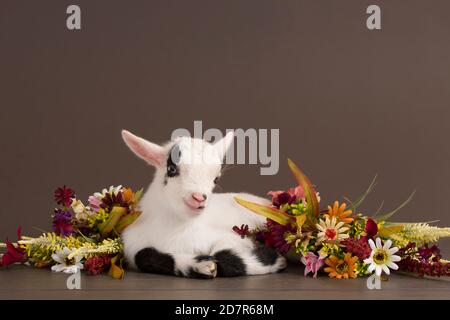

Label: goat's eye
[214,177,219,184]
[167,164,179,177]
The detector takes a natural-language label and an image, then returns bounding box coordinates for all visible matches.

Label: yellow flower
[324,253,358,279]
[325,201,354,224]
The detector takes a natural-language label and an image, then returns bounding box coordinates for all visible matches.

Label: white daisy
[316,217,349,243]
[51,247,83,274]
[93,185,123,199]
[364,238,401,276]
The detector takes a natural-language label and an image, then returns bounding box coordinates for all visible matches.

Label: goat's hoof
[193,260,217,278]
[276,256,288,272]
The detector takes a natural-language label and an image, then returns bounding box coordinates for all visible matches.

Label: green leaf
[132,188,144,204]
[75,229,95,243]
[98,206,127,237]
[287,159,319,225]
[375,190,416,222]
[347,175,378,212]
[115,211,142,234]
[234,197,292,225]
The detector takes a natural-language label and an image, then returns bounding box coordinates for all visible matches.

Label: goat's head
[121,130,233,219]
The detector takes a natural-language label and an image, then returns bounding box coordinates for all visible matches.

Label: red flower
[261,220,296,254]
[341,237,371,260]
[0,227,27,267]
[365,218,378,238]
[54,186,76,207]
[397,242,450,277]
[84,255,112,275]
[232,224,250,239]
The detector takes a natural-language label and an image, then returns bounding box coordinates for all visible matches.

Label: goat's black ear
[214,131,234,159]
[166,145,181,178]
[122,130,165,167]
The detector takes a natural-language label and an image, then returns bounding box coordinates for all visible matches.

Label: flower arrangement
[0,185,143,279]
[1,159,450,281]
[235,159,450,279]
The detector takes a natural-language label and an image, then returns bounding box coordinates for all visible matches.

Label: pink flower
[88,195,102,212]
[301,252,326,278]
[268,186,305,207]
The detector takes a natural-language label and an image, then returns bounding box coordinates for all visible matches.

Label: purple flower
[52,209,73,236]
[301,252,326,278]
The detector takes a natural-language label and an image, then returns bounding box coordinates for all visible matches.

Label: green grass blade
[234,197,292,225]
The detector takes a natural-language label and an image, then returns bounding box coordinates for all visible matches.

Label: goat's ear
[214,130,234,160]
[121,130,165,167]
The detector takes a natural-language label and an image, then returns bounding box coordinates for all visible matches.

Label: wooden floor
[1,264,449,299]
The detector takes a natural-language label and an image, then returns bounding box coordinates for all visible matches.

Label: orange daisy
[325,201,354,224]
[324,253,358,279]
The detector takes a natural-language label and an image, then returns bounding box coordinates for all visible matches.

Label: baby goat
[121,130,287,278]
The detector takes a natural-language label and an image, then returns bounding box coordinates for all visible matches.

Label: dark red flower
[341,237,371,260]
[1,227,27,267]
[54,186,76,207]
[100,191,129,212]
[397,242,450,277]
[365,218,378,238]
[267,187,303,208]
[232,224,250,239]
[84,255,112,275]
[418,244,441,261]
[261,220,296,254]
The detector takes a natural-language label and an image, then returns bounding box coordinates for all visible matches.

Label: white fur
[121,130,286,277]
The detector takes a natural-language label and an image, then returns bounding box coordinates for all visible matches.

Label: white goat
[121,130,287,278]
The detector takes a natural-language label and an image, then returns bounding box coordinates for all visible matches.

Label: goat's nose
[192,192,207,202]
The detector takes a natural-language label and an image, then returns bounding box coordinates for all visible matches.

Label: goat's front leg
[135,247,217,279]
[210,238,287,276]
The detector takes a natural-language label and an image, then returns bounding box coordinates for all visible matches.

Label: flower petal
[51,264,66,272]
[389,247,399,255]
[383,239,392,250]
[51,253,64,264]
[375,237,382,248]
[368,239,376,250]
[382,264,390,275]
[387,261,399,270]
[375,266,382,276]
[335,222,344,229]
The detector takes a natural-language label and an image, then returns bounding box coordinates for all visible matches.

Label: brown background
[1,0,449,254]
